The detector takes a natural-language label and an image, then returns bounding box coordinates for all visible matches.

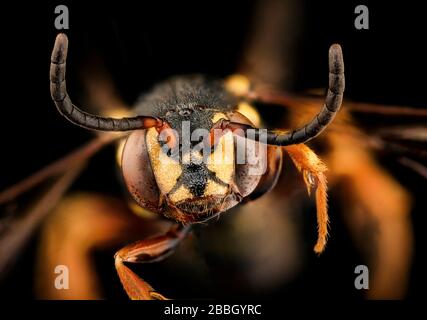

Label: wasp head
[121,107,268,223]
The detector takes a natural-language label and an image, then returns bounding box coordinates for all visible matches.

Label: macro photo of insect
[0,0,426,304]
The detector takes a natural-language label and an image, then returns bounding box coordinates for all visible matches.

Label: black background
[0,0,425,303]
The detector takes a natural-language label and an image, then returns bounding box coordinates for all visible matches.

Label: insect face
[121,107,260,223]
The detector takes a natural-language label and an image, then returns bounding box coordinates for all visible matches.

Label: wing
[345,100,427,178]
[0,133,123,275]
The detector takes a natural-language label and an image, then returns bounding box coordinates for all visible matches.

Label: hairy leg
[283,144,329,254]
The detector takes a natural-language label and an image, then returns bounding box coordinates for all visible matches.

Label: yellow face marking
[237,102,261,127]
[146,113,235,205]
[146,128,182,194]
[210,113,234,189]
[168,185,193,203]
[204,180,228,197]
[207,131,234,187]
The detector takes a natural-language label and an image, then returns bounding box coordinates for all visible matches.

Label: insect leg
[283,143,328,254]
[35,192,169,299]
[114,224,191,300]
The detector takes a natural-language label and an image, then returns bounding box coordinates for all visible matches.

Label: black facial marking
[182,162,208,197]
[140,79,235,200]
[168,159,228,198]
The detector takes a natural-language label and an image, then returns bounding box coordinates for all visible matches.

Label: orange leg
[115,224,191,300]
[283,144,329,254]
[35,192,169,299]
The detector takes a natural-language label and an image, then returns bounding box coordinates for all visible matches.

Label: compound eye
[228,111,266,197]
[121,130,162,213]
